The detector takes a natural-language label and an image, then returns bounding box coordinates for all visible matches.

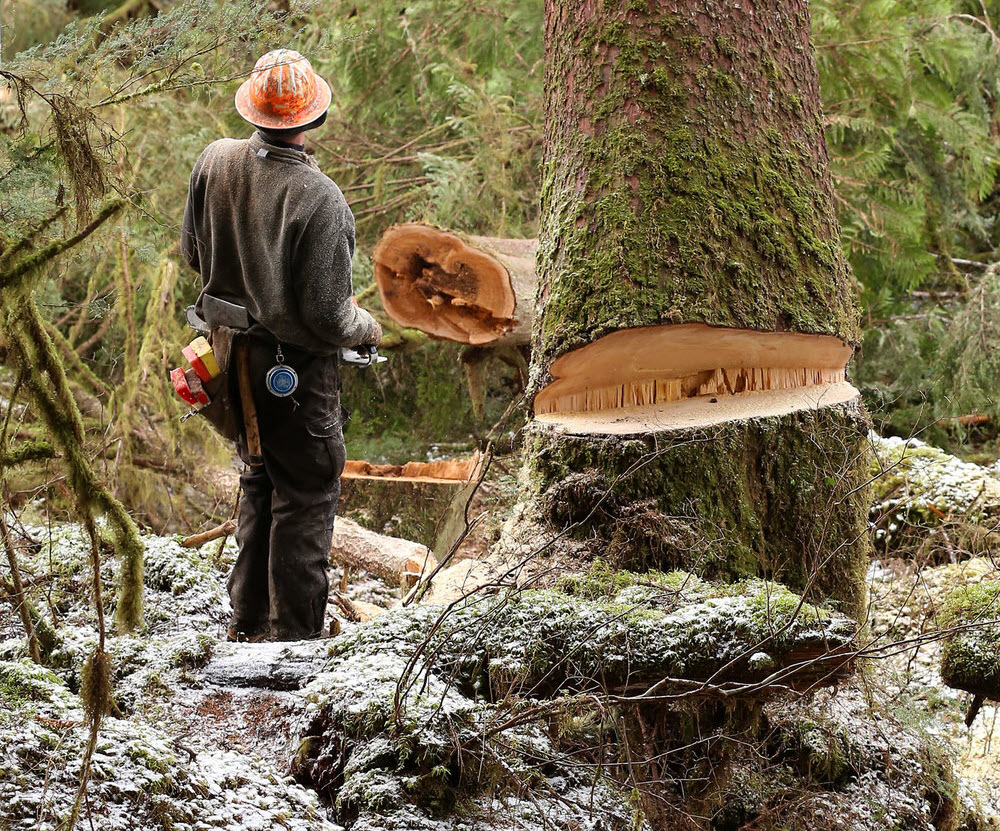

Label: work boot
[226,617,270,643]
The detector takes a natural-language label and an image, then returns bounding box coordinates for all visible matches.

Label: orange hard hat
[234,49,332,131]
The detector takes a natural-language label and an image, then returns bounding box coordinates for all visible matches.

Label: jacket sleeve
[293,195,378,348]
[180,166,202,274]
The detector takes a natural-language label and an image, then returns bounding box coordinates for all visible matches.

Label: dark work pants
[229,335,346,640]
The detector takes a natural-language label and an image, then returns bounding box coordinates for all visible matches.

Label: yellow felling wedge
[183,336,222,382]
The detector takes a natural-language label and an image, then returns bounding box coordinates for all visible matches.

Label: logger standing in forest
[180,49,382,642]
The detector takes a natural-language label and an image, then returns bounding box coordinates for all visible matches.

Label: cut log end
[373,223,535,345]
[342,454,481,484]
[534,323,858,433]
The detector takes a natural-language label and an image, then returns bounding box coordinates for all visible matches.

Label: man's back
[182,132,375,353]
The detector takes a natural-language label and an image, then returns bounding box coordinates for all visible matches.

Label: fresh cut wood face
[373,223,537,345]
[342,455,480,483]
[534,323,858,433]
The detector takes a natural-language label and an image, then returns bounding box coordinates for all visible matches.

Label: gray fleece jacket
[181,132,377,354]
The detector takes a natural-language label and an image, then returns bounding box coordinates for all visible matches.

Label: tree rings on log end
[534,323,858,434]
[373,223,528,345]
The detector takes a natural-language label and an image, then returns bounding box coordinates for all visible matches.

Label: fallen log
[201,640,330,690]
[373,223,538,347]
[342,456,479,483]
[937,413,991,428]
[331,517,437,589]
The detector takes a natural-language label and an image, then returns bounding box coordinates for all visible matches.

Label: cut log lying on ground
[339,455,481,551]
[342,455,480,483]
[373,223,538,346]
[331,517,437,589]
[534,323,857,433]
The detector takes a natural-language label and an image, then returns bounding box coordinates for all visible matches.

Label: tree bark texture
[528,0,870,617]
[535,0,858,370]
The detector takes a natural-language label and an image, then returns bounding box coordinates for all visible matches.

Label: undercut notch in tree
[373,223,538,346]
[534,323,857,432]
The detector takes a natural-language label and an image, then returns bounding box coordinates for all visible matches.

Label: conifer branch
[0,199,125,293]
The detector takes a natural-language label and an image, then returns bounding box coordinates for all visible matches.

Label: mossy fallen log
[0,439,55,467]
[870,434,1000,561]
[938,581,1000,701]
[293,567,857,829]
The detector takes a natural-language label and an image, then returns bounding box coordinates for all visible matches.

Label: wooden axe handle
[235,341,264,466]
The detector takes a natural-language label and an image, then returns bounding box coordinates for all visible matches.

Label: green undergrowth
[340,335,523,465]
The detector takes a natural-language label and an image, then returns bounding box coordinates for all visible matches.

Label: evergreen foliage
[933,265,1000,416]
[301,0,543,244]
[813,0,1000,309]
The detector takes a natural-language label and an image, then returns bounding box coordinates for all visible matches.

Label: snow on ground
[866,546,1000,807]
[0,523,398,830]
[5,436,1000,827]
[869,434,1000,556]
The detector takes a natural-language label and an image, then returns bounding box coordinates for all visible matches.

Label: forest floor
[3,435,1000,828]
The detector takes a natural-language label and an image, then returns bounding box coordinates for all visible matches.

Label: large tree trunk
[524,0,871,617]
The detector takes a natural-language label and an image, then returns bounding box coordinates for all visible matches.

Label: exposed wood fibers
[534,323,856,423]
[535,366,846,415]
[373,223,537,346]
[342,454,479,483]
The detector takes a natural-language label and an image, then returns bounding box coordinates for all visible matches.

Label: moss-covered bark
[527,400,871,617]
[938,581,1000,698]
[535,0,858,368]
[526,0,870,616]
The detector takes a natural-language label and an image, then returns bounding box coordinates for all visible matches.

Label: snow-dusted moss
[939,581,1000,697]
[869,434,1000,558]
[0,658,339,831]
[739,684,977,831]
[294,571,856,829]
[0,526,232,714]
